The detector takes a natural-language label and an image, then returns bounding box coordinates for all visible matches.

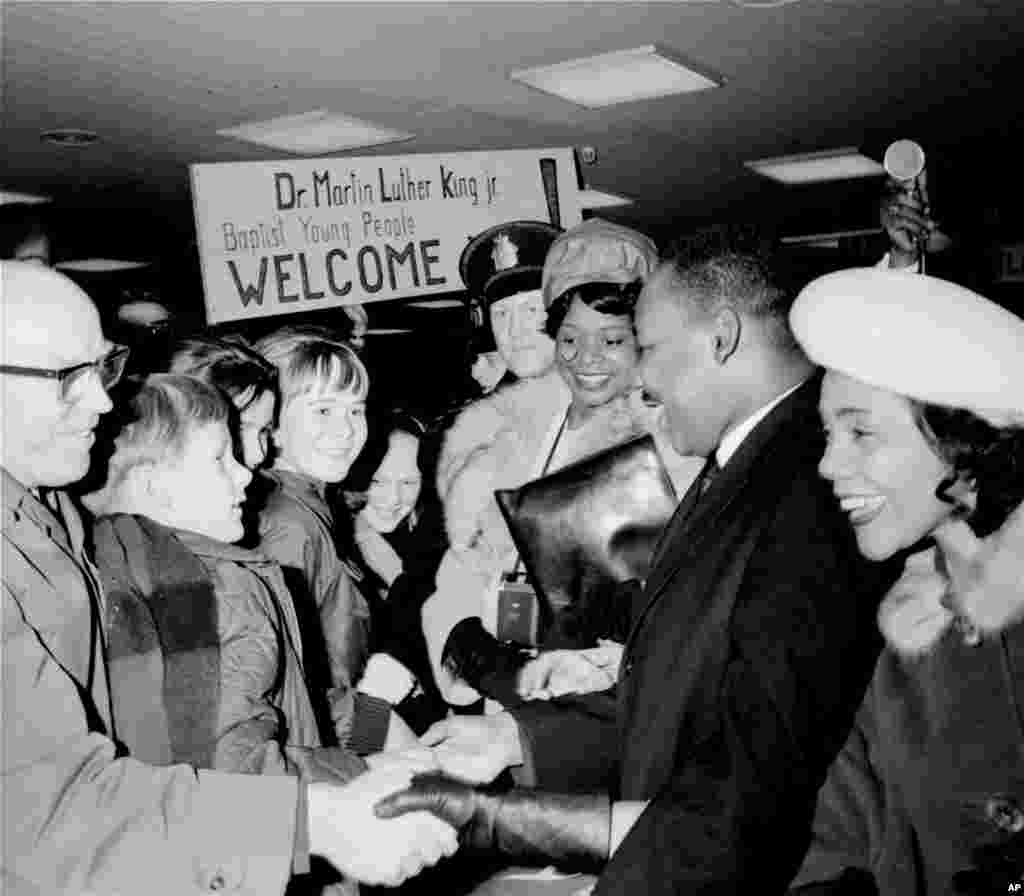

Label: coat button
[986,795,1024,833]
[621,659,634,678]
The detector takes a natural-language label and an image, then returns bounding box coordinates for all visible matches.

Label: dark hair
[0,203,53,261]
[169,334,277,413]
[344,409,428,495]
[544,279,643,338]
[661,251,796,349]
[913,401,1024,537]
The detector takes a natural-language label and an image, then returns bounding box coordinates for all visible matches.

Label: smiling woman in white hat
[789,267,1024,896]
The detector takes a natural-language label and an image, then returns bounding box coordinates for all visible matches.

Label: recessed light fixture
[406,299,464,309]
[55,259,150,273]
[745,147,886,184]
[217,109,416,155]
[510,45,721,108]
[0,191,52,205]
[579,187,635,208]
[40,129,101,147]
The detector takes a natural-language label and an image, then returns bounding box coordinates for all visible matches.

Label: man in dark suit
[378,252,897,895]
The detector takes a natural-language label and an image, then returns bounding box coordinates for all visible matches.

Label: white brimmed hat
[790,268,1024,427]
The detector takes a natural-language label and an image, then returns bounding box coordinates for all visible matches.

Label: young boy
[254,327,418,755]
[92,374,409,782]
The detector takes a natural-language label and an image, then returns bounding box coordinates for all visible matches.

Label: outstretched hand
[307,767,458,886]
[418,712,523,784]
[518,642,622,700]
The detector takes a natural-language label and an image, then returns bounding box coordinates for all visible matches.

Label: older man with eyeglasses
[0,261,457,895]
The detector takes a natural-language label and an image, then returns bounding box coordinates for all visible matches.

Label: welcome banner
[190,147,581,324]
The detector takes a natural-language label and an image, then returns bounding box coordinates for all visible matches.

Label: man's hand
[307,769,458,886]
[880,172,935,269]
[419,712,523,784]
[518,643,622,700]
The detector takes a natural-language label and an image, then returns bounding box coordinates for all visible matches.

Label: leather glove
[442,617,532,705]
[374,772,610,872]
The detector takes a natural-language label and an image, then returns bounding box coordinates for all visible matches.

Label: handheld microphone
[883,139,926,184]
[883,139,927,269]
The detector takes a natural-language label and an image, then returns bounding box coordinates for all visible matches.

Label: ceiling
[4,0,1024,408]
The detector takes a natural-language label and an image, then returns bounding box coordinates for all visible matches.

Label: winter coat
[1,469,299,895]
[95,513,367,785]
[256,468,391,754]
[793,543,1024,895]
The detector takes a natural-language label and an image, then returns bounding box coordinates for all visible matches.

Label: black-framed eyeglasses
[0,344,130,403]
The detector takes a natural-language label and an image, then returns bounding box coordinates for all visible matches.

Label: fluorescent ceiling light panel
[218,109,415,155]
[745,147,885,184]
[406,299,464,309]
[579,188,634,208]
[364,327,413,336]
[55,259,150,272]
[0,191,52,205]
[510,45,720,108]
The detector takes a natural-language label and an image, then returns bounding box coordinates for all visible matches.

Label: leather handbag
[494,434,677,648]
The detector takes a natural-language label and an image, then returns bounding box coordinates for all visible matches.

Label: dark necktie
[697,454,721,499]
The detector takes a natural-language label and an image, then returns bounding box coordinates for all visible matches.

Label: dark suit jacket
[517,377,900,894]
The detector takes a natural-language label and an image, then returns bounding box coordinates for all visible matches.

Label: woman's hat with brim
[542,218,659,308]
[790,267,1024,427]
[459,220,563,310]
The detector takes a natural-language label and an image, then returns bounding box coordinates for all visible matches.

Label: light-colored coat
[1,469,298,895]
[423,370,702,704]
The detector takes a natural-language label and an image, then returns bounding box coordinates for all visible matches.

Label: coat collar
[264,467,328,503]
[637,375,824,609]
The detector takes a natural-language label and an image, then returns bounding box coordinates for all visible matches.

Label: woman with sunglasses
[423,219,702,712]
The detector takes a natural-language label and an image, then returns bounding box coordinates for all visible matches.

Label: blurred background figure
[340,409,449,732]
[0,201,54,265]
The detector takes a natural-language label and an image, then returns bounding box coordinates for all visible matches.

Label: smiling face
[363,430,423,534]
[235,388,276,470]
[489,289,555,379]
[636,267,726,458]
[154,419,252,543]
[274,383,367,484]
[555,296,639,414]
[1,266,115,489]
[818,369,956,561]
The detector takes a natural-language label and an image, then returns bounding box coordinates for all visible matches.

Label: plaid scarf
[94,514,221,767]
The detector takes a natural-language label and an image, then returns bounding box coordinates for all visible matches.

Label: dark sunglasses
[0,344,130,403]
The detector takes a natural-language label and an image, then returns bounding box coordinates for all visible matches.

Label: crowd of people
[3,178,1024,896]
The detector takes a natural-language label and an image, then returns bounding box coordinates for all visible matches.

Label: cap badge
[491,233,519,272]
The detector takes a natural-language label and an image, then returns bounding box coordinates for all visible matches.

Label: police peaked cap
[459,220,562,309]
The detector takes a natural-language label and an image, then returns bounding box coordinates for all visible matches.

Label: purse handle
[507,408,570,581]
